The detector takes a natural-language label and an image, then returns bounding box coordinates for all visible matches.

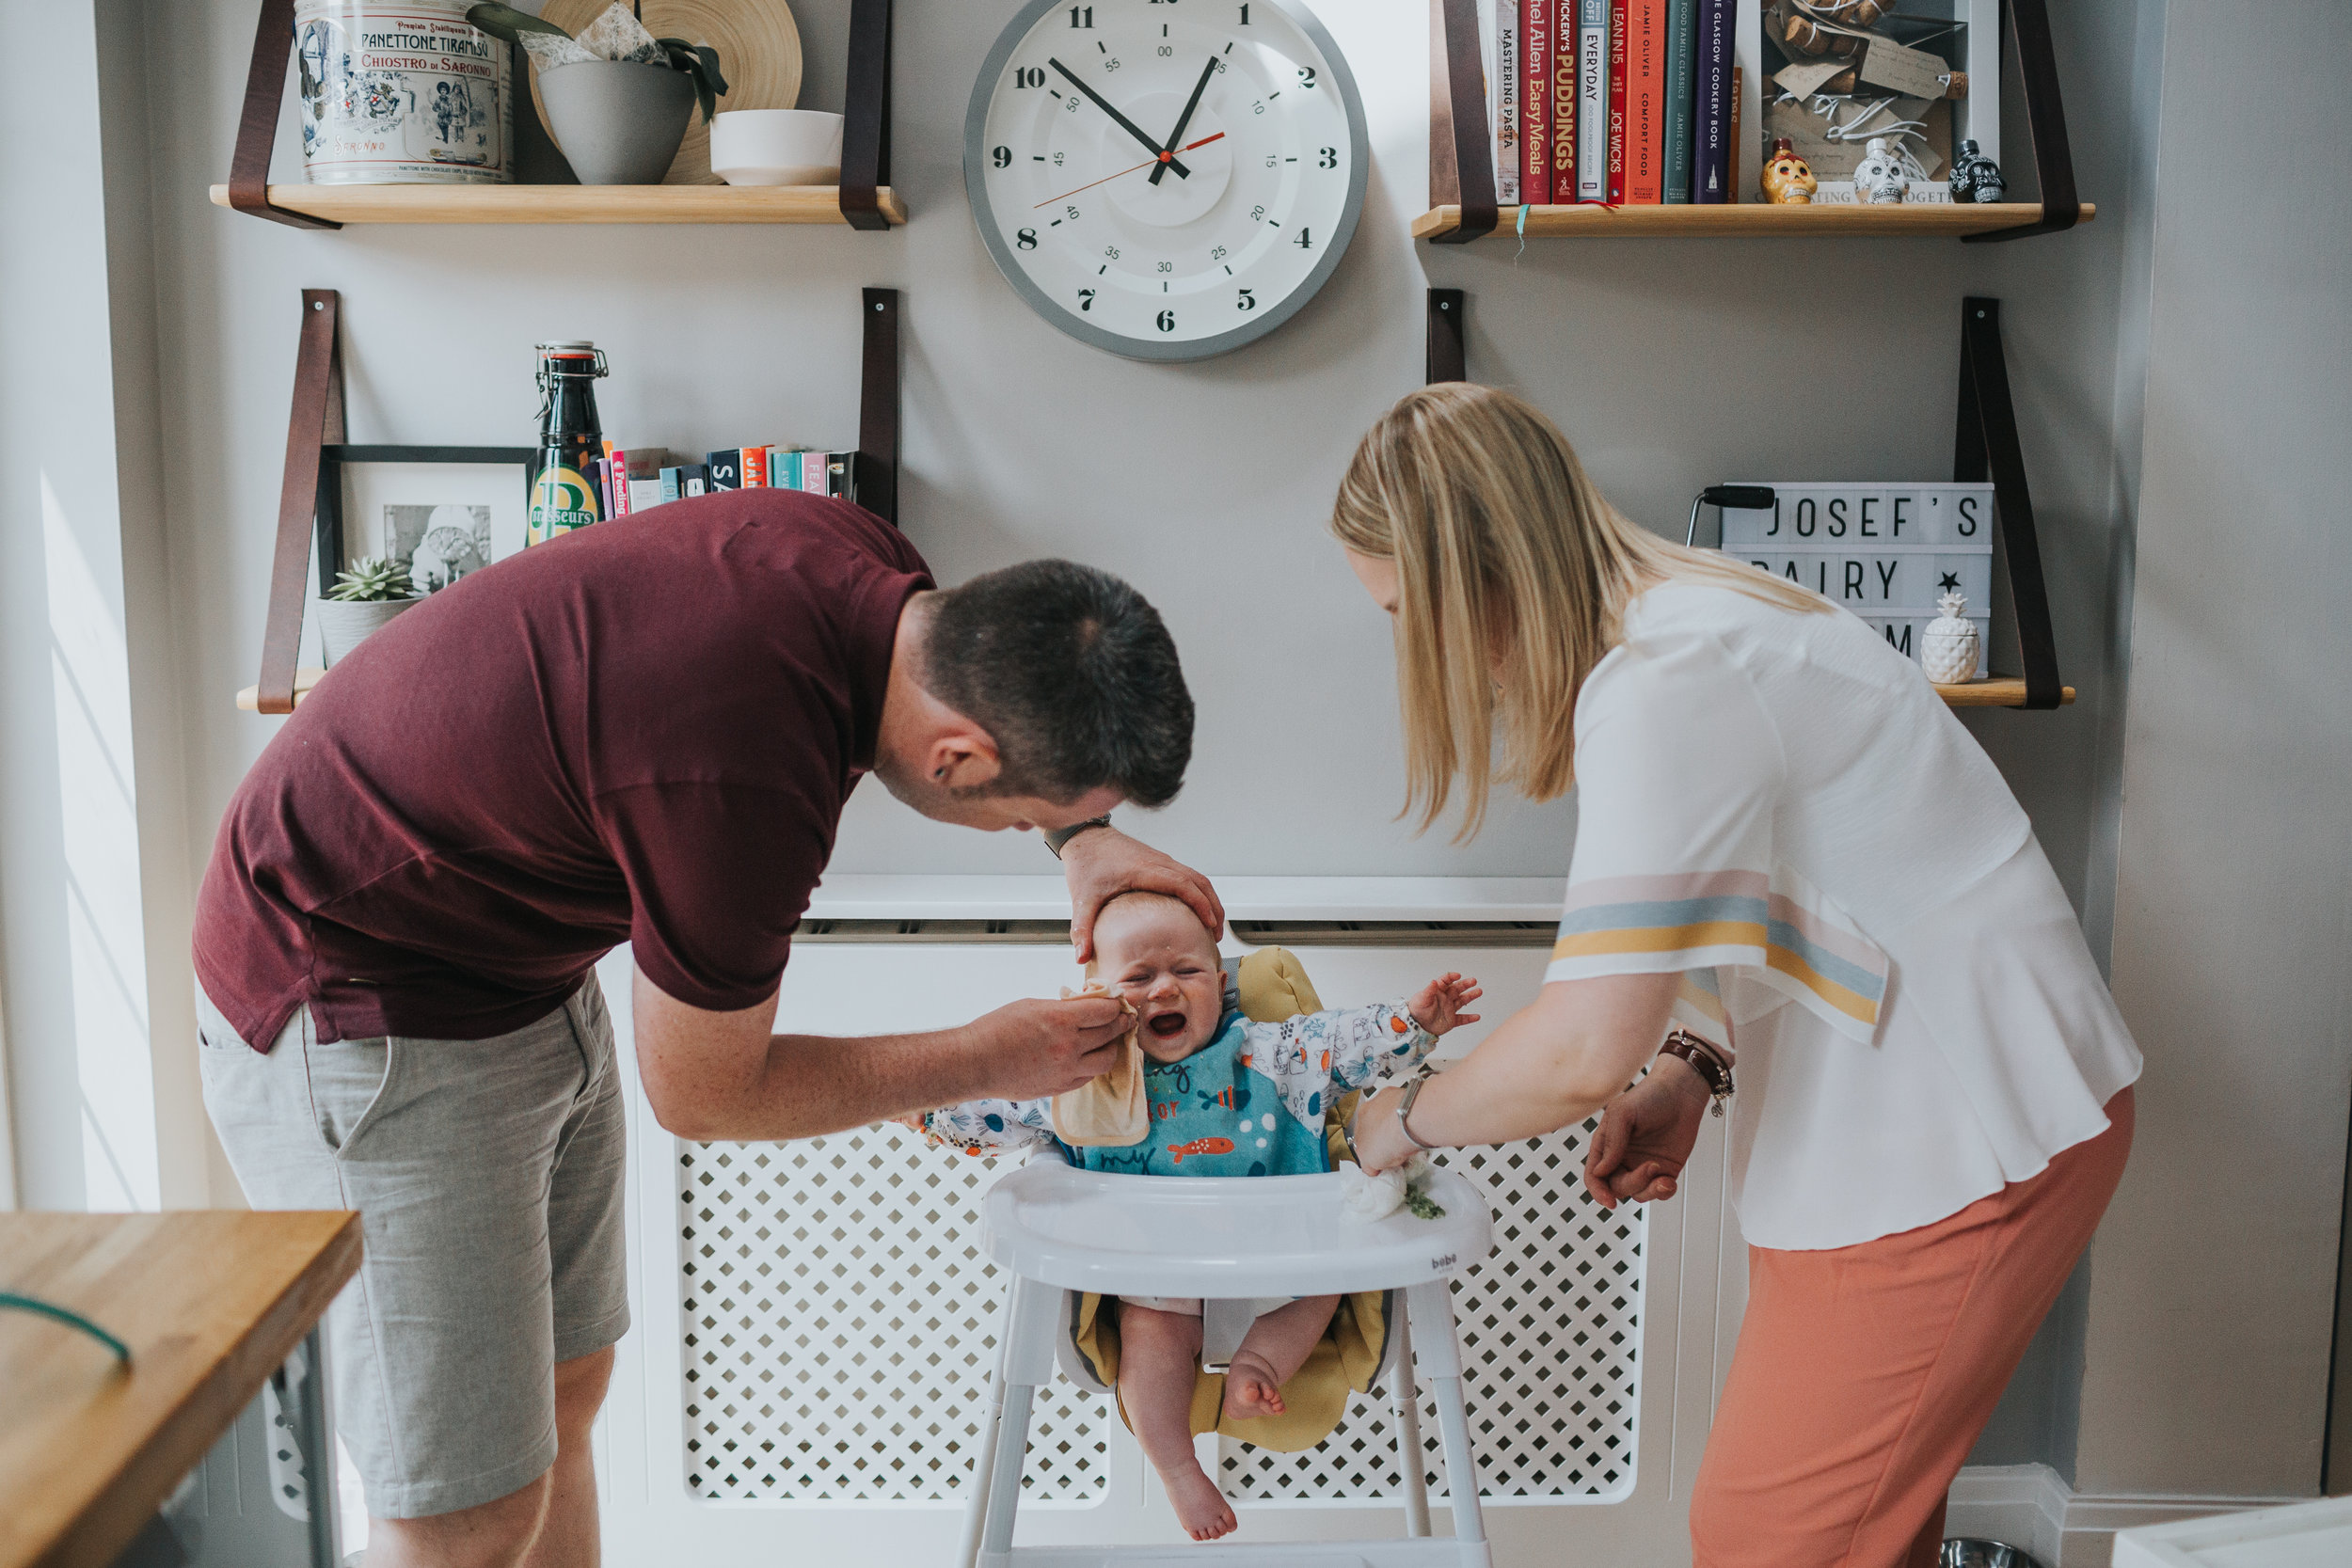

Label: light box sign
[1720,483,1995,680]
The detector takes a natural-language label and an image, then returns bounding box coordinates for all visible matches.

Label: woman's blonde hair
[1330,383,1826,839]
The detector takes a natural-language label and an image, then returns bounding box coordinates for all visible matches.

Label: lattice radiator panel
[677,1129,1108,1501]
[1219,1128,1645,1501]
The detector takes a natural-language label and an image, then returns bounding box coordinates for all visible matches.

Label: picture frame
[314,444,538,600]
[1740,0,1998,202]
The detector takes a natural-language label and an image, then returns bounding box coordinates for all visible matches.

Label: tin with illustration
[294,0,511,184]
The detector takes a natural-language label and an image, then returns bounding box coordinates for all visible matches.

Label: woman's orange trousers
[1691,1088,2135,1568]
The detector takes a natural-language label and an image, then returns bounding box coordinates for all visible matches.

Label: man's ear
[924,724,1003,791]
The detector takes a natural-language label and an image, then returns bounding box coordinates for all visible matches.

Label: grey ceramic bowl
[1940,1540,2047,1568]
[538,60,694,185]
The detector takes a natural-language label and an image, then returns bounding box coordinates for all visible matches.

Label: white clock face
[965,0,1369,361]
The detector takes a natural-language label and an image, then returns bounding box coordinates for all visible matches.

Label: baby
[917,891,1481,1541]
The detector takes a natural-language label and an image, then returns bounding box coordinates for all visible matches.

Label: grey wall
[20,0,2324,1513]
[2076,0,2352,1503]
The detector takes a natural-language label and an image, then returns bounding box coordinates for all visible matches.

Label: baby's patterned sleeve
[1241,1002,1437,1127]
[921,1097,1056,1155]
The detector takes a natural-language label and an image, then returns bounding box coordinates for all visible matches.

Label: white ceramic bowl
[709,109,844,186]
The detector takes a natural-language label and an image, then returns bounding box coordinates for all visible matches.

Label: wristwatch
[1658,1030,1735,1117]
[1042,816,1113,860]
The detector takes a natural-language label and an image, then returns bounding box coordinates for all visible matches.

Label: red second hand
[1032,132,1227,209]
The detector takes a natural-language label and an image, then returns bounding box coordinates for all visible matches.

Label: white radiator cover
[596,879,1746,1563]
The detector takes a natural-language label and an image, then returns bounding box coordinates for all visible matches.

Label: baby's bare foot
[1160,1465,1237,1541]
[1221,1352,1289,1420]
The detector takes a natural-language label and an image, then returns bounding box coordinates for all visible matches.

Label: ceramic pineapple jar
[1922,591,1982,684]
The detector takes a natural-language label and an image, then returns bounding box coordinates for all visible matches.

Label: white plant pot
[318,596,421,665]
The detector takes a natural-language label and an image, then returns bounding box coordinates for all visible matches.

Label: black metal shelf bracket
[858,288,901,525]
[1427,289,1467,384]
[1963,0,2082,243]
[1427,0,1499,245]
[840,0,896,230]
[1956,297,2064,706]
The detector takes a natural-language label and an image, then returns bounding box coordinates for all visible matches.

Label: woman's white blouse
[1548,583,2142,1250]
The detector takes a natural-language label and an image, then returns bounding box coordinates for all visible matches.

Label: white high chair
[956,1161,1498,1567]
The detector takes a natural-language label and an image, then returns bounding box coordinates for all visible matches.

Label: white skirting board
[1944,1465,2307,1568]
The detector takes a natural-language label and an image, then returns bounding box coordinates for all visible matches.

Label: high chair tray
[982,1164,1494,1299]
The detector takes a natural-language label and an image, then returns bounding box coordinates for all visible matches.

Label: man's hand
[1581,1054,1710,1209]
[1408,973,1484,1036]
[966,992,1134,1101]
[1061,827,1224,962]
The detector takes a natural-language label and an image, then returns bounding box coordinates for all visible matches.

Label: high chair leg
[1387,1306,1431,1538]
[1406,1281,1491,1567]
[956,1362,1009,1568]
[977,1384,1036,1568]
[971,1275,1060,1568]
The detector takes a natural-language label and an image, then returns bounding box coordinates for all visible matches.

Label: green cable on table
[0,1290,133,1364]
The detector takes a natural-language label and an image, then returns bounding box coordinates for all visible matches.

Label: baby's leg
[1118,1303,1237,1542]
[1222,1295,1342,1421]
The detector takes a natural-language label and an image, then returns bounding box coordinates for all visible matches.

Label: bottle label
[529,465,602,545]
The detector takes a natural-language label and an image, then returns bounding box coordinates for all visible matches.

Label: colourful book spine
[682,464,710,498]
[1576,0,1609,201]
[660,467,682,504]
[1661,0,1697,202]
[605,442,632,515]
[1520,0,1552,204]
[737,445,763,488]
[1626,0,1663,202]
[705,451,741,491]
[627,477,664,514]
[1692,0,1733,202]
[825,452,853,499]
[803,452,829,495]
[1552,1,1578,199]
[1606,0,1628,203]
[1494,1,1521,203]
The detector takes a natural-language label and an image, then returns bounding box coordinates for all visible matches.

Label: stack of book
[1483,0,1741,207]
[657,447,857,507]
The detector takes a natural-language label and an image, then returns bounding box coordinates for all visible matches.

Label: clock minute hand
[1049,57,1194,180]
[1149,56,1221,187]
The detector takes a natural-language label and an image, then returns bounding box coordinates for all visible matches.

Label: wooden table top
[0,1211,360,1568]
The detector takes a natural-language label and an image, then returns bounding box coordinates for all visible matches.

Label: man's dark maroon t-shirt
[195,490,932,1049]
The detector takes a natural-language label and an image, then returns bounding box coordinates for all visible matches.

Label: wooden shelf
[1412,201,2094,242]
[1935,678,2075,708]
[208,182,905,227]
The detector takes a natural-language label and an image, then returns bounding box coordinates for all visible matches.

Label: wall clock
[964,0,1370,362]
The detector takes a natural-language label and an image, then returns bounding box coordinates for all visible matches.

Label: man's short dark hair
[917,560,1192,808]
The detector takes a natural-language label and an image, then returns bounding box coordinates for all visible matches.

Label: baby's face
[1094,895,1225,1064]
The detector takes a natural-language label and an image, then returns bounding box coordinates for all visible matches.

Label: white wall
[2078,0,2352,1505]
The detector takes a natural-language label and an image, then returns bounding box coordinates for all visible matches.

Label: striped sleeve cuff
[1547,870,1888,1041]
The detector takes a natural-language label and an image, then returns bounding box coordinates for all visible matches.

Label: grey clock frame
[963,0,1370,363]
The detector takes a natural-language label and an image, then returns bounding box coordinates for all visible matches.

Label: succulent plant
[327,556,419,603]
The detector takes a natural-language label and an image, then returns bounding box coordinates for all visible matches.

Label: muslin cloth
[1048,984,1150,1147]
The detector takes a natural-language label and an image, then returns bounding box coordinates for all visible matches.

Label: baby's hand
[1408,973,1483,1036]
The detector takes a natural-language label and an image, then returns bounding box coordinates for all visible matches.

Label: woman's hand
[1060,827,1225,962]
[1581,1054,1710,1208]
[1349,1088,1421,1175]
[1408,973,1484,1036]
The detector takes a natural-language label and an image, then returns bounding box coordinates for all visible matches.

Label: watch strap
[1043,816,1112,859]
[1659,1030,1735,1117]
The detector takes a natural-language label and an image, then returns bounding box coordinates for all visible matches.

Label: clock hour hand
[1049,57,1194,180]
[1149,56,1220,186]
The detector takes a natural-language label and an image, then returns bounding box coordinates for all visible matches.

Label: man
[193,488,1220,1568]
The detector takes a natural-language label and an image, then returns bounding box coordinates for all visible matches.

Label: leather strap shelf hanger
[224,0,898,229]
[1422,289,2072,711]
[1421,0,2088,243]
[243,285,906,713]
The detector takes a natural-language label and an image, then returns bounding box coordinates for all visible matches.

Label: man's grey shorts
[198,976,629,1520]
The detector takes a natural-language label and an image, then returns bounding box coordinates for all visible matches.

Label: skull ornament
[1761,137,1818,205]
[1853,136,1908,205]
[1948,138,2007,203]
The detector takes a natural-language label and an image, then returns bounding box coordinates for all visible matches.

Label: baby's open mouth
[1145,1011,1188,1039]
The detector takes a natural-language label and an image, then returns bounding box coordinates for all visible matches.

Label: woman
[1335,385,2142,1567]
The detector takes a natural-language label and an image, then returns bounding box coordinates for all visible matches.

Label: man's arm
[632,962,1130,1141]
[1058,825,1225,962]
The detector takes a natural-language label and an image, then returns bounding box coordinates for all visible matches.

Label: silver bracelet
[1392,1075,1441,1150]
